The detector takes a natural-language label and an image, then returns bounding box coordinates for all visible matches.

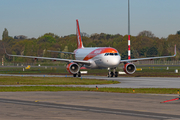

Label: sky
[0,0,180,39]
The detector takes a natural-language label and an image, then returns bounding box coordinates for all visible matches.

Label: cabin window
[104,53,109,56]
[104,53,119,56]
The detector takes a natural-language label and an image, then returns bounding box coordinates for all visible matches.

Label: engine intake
[123,63,136,74]
[66,62,80,74]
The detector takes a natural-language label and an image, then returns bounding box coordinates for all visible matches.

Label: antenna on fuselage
[128,0,131,59]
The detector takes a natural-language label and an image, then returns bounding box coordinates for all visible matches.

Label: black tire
[73,74,77,77]
[110,71,114,77]
[78,72,81,77]
[115,72,118,77]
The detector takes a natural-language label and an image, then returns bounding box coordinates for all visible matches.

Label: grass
[98,88,180,94]
[0,86,180,94]
[0,76,119,85]
[0,66,180,94]
[0,66,68,74]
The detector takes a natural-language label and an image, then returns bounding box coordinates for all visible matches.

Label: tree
[2,30,180,62]
[14,35,27,39]
[90,33,99,40]
[147,47,158,57]
[131,50,139,58]
[177,30,180,35]
[121,50,128,60]
[106,34,111,40]
[81,32,90,37]
[61,46,69,58]
[99,33,105,40]
[2,28,9,40]
[139,47,148,57]
[38,33,56,43]
[161,41,169,56]
[11,43,22,55]
[138,30,155,38]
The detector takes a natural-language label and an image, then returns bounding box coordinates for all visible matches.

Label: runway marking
[0,98,179,119]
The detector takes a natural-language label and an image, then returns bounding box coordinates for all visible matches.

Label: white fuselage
[74,47,121,69]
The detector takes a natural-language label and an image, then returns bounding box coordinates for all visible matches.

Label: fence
[0,61,65,67]
[133,60,180,65]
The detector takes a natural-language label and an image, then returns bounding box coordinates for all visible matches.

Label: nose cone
[109,55,121,66]
[103,55,121,68]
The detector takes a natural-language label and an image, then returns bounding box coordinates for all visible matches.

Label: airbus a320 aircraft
[4,19,176,77]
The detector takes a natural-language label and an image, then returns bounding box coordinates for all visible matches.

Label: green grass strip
[0,76,119,85]
[0,86,180,94]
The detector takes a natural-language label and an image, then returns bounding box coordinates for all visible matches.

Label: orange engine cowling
[66,62,80,74]
[123,63,136,74]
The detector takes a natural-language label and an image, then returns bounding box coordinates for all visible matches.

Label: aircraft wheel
[110,71,114,77]
[115,72,118,77]
[73,74,77,77]
[78,72,81,77]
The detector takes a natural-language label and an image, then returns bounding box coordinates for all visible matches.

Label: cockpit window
[104,53,119,56]
[110,53,113,55]
[104,53,109,56]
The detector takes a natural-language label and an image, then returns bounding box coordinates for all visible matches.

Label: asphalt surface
[1,74,180,119]
[0,74,180,88]
[0,92,180,120]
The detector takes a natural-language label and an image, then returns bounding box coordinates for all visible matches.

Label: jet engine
[123,63,136,74]
[66,62,80,74]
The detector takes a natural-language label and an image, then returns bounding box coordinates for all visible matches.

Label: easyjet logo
[78,35,81,46]
[76,26,82,48]
[94,50,102,54]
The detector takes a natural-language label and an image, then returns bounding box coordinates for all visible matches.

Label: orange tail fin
[76,19,84,49]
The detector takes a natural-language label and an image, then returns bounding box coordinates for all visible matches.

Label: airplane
[4,19,176,77]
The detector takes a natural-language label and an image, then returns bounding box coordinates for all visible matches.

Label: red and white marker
[160,97,180,103]
[128,35,131,59]
[128,0,131,59]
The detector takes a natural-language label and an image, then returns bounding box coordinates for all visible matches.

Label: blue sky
[0,0,180,39]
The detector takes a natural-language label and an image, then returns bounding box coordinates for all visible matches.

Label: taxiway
[1,74,180,119]
[0,74,180,88]
[0,91,180,120]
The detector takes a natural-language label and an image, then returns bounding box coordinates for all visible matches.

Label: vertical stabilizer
[76,19,84,49]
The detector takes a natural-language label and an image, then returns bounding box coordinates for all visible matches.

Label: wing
[121,45,176,63]
[3,45,90,65]
[47,50,75,55]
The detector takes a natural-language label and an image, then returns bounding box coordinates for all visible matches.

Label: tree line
[0,28,180,63]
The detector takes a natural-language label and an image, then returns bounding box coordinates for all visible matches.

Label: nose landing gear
[107,68,118,77]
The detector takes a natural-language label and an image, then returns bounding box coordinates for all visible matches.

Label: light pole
[128,0,131,59]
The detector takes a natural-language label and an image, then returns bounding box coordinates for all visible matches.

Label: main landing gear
[73,71,81,77]
[107,68,118,77]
